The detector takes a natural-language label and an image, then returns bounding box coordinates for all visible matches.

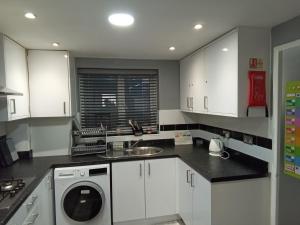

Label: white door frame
[271,39,300,225]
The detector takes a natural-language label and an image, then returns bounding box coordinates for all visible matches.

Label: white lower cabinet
[177,159,193,225]
[6,171,54,225]
[112,160,146,222]
[177,159,270,225]
[178,158,211,225]
[112,158,177,223]
[145,158,176,218]
[37,171,54,225]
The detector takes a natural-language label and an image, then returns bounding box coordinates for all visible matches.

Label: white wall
[5,110,193,156]
[197,114,270,138]
[5,118,72,156]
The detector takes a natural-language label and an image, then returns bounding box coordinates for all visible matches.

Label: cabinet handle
[63,101,66,114]
[186,97,189,108]
[139,163,142,177]
[186,170,191,183]
[10,99,16,114]
[191,173,195,188]
[48,175,53,190]
[25,213,39,225]
[148,162,151,176]
[25,195,38,209]
[190,97,193,109]
[204,96,208,110]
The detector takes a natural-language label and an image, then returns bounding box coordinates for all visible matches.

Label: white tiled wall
[4,109,271,160]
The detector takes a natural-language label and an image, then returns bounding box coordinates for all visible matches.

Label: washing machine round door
[62,181,105,222]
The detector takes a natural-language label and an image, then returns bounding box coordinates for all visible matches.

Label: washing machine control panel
[54,164,109,179]
[79,171,86,177]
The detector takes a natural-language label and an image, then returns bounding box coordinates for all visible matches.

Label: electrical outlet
[243,135,254,145]
[222,130,230,138]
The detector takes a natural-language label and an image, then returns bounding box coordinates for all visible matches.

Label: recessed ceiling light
[222,48,229,52]
[64,54,68,58]
[52,42,60,47]
[194,24,203,30]
[169,46,176,51]
[24,12,36,19]
[108,13,134,27]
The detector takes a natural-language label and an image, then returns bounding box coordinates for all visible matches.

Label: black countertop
[0,144,269,225]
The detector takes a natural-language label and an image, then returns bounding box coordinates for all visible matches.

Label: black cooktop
[0,177,35,211]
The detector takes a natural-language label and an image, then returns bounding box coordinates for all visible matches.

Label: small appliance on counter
[209,138,230,159]
[0,177,35,211]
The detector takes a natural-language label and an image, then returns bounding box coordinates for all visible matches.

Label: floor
[156,220,185,225]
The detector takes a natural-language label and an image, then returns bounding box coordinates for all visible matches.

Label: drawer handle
[25,195,38,208]
[186,170,191,183]
[25,213,39,225]
[10,99,16,114]
[148,162,151,176]
[139,163,143,177]
[204,96,208,110]
[191,173,195,188]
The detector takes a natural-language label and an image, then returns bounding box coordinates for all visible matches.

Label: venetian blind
[78,68,159,135]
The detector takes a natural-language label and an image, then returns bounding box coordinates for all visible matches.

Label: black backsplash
[160,123,272,150]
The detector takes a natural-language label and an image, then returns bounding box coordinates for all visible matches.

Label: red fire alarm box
[247,71,268,117]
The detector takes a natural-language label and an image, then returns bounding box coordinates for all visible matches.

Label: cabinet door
[3,36,30,120]
[145,158,176,218]
[112,161,145,222]
[204,31,238,116]
[177,159,193,225]
[38,171,54,225]
[192,172,211,225]
[180,57,190,111]
[28,50,71,117]
[22,201,41,225]
[190,50,207,113]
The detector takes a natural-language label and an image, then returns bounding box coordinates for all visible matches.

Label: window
[78,68,159,135]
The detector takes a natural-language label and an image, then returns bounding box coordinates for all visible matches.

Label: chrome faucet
[130,139,143,148]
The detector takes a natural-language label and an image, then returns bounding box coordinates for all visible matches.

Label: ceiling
[0,0,300,60]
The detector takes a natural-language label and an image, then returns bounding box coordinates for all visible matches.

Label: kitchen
[0,1,300,225]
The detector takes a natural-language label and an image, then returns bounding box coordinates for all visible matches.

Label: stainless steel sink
[126,146,164,156]
[98,146,164,159]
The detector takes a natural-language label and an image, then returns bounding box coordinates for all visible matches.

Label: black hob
[0,177,34,211]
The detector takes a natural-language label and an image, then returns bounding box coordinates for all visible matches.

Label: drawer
[7,187,40,225]
[23,192,39,214]
[22,202,40,225]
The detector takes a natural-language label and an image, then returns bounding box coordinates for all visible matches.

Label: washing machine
[54,164,111,225]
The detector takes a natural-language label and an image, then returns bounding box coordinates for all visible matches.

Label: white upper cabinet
[180,27,270,117]
[180,55,192,112]
[180,51,206,113]
[28,50,71,117]
[0,34,30,121]
[204,31,238,116]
